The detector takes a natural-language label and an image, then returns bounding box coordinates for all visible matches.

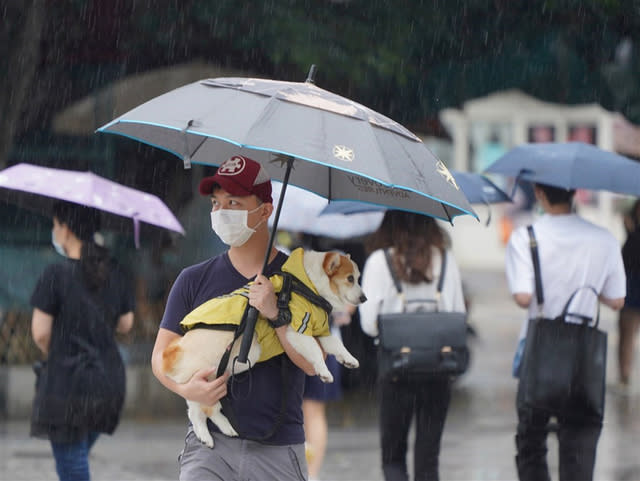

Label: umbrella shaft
[237,156,294,363]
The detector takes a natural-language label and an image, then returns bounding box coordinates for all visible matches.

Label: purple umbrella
[0,163,185,246]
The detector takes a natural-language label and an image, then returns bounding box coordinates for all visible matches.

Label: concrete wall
[1,365,187,420]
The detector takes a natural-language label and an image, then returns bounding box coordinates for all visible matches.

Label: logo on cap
[218,156,246,176]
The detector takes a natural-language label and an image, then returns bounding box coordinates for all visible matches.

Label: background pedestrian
[506,183,625,481]
[358,210,466,481]
[618,199,640,387]
[30,201,135,481]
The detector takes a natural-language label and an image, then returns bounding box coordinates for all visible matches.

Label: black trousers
[515,391,602,481]
[379,376,451,481]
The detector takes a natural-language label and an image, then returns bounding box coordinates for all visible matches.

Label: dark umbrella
[484,141,640,195]
[97,67,476,362]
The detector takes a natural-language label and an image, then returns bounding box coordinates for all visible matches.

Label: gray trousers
[179,428,308,481]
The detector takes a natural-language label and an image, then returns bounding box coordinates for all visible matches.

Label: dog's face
[322,252,367,307]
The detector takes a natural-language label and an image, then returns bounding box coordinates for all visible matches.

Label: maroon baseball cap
[199,155,273,204]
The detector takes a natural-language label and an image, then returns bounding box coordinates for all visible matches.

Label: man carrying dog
[151,155,314,480]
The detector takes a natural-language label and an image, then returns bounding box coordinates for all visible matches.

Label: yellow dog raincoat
[180,248,331,363]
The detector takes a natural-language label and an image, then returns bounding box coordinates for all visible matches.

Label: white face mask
[210,206,263,247]
[51,230,67,257]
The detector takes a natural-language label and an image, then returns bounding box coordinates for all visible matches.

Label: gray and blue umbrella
[322,170,510,215]
[97,69,477,361]
[484,141,640,195]
[98,73,475,223]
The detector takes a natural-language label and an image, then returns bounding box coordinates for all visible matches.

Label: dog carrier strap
[213,269,329,441]
[215,305,250,378]
[275,271,333,314]
[218,354,290,442]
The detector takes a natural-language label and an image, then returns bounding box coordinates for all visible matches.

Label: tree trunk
[0,0,45,169]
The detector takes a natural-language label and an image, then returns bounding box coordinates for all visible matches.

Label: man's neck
[227,231,278,278]
[544,203,572,216]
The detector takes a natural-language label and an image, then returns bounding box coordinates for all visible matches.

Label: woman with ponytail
[30,201,134,481]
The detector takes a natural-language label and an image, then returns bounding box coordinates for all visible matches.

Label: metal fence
[0,309,39,364]
[0,307,161,366]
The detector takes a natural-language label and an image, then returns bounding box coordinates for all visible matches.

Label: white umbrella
[269,183,383,239]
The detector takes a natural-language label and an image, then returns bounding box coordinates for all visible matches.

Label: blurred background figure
[303,307,354,481]
[619,199,640,388]
[358,210,466,481]
[30,201,135,481]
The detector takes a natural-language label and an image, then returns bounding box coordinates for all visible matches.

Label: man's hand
[181,367,229,405]
[249,273,279,320]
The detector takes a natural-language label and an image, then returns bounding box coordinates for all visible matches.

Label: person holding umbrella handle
[151,155,315,481]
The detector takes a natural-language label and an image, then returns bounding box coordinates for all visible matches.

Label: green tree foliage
[4,0,640,161]
[117,0,640,124]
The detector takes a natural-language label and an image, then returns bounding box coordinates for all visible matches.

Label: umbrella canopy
[98,75,475,223]
[0,163,185,246]
[484,141,640,196]
[269,182,383,239]
[97,69,476,362]
[452,171,511,204]
[322,170,511,216]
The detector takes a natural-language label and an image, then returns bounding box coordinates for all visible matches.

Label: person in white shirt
[359,210,466,481]
[505,182,626,481]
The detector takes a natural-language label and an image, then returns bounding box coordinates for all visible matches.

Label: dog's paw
[317,367,334,383]
[213,417,238,438]
[337,353,359,369]
[193,424,215,448]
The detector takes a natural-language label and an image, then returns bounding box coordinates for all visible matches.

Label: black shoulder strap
[275,271,333,315]
[437,250,447,296]
[383,249,402,294]
[527,225,544,308]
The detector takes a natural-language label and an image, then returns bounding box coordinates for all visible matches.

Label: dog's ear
[323,252,342,276]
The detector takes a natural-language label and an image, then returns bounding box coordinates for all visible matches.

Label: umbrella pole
[237,156,295,363]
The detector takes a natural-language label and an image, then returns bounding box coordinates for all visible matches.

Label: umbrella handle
[236,155,295,364]
[237,306,259,365]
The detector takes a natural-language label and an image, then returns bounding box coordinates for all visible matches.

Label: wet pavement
[2,269,640,481]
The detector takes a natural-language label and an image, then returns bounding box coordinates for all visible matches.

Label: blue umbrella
[484,142,640,195]
[322,170,510,216]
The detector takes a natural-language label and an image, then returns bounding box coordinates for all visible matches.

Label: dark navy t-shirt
[159,250,305,445]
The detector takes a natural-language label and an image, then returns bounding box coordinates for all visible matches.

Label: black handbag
[377,249,469,381]
[517,225,607,421]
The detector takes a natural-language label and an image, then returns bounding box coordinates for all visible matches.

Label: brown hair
[366,210,447,284]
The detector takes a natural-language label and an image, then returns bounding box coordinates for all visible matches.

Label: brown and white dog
[161,249,366,448]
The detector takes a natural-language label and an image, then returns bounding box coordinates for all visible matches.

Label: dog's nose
[359,294,367,303]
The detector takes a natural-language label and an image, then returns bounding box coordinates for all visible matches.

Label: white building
[437,89,631,270]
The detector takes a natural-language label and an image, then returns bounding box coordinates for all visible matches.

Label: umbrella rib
[189,134,208,162]
[442,202,452,224]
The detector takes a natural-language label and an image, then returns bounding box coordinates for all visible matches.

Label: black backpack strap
[436,250,447,301]
[383,248,402,294]
[527,225,544,313]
